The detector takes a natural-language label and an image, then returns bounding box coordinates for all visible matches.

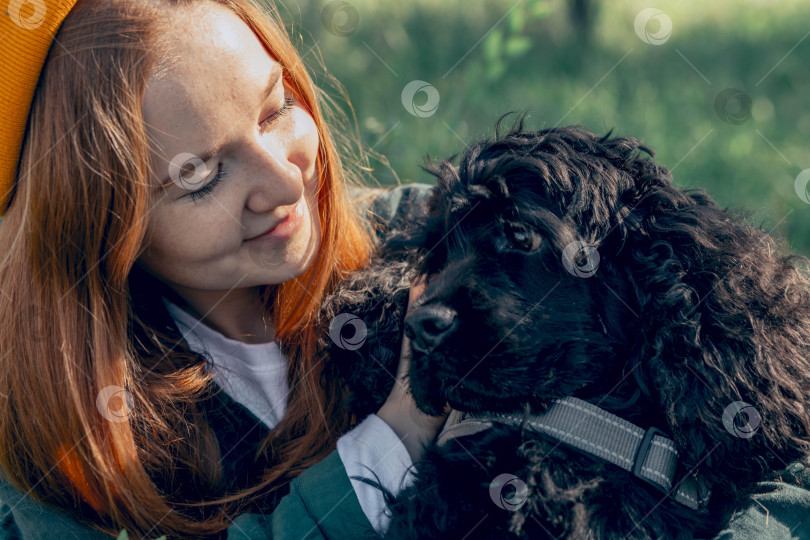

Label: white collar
[161,296,285,372]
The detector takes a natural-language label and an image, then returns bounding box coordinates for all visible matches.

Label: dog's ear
[381,158,459,270]
[318,259,413,417]
[589,132,674,242]
[617,176,810,493]
[380,210,443,278]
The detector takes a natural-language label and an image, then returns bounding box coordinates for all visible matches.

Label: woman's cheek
[147,206,233,265]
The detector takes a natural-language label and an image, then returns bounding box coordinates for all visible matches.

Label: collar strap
[437,396,711,510]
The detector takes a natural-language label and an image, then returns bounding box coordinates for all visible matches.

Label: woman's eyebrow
[156,66,283,188]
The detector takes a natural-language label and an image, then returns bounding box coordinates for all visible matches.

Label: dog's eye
[505,225,542,252]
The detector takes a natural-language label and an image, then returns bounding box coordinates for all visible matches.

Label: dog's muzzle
[404,304,458,354]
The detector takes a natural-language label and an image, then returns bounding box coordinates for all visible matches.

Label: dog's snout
[404,305,458,353]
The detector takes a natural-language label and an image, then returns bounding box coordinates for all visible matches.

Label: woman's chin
[247,225,320,282]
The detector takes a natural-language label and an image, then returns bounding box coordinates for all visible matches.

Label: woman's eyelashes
[261,96,295,129]
[189,163,227,202]
[188,96,296,202]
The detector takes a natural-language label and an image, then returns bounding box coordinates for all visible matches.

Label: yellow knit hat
[0,0,80,217]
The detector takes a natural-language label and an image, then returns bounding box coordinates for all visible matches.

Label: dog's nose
[404,305,458,353]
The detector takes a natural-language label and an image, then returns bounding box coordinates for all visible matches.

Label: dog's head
[387,116,810,490]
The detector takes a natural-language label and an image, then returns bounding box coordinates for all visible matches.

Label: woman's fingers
[407,274,428,309]
[395,274,428,384]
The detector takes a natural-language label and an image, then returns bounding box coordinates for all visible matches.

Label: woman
[0,0,447,537]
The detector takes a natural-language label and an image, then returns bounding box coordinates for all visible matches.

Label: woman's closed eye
[261,96,295,130]
[188,96,296,202]
[189,163,227,202]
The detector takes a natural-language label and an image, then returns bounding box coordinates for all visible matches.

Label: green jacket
[703,460,810,539]
[0,388,379,540]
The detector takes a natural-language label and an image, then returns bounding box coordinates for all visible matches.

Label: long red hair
[0,0,379,536]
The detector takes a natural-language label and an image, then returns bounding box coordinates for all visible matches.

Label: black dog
[319,117,810,539]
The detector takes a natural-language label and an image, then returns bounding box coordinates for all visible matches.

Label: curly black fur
[319,115,810,539]
[318,258,413,420]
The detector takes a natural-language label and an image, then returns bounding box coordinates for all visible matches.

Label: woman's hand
[376,275,451,462]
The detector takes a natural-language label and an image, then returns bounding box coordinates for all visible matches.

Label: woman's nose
[243,140,303,213]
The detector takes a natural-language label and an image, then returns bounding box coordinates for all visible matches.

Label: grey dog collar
[436,396,711,510]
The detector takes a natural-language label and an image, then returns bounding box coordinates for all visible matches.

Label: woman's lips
[247,199,305,242]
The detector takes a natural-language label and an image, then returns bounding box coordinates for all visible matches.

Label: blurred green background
[279,0,810,255]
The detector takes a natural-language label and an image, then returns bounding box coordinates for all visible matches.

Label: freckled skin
[136,2,321,340]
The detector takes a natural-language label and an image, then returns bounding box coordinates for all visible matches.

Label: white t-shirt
[162,297,414,534]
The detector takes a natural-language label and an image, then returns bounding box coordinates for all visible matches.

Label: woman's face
[137,1,321,294]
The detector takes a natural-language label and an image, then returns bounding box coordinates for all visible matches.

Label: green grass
[280,0,810,256]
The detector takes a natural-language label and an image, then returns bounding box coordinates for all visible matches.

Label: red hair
[0,0,378,536]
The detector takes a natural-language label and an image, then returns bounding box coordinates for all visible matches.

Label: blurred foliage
[277,0,810,256]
